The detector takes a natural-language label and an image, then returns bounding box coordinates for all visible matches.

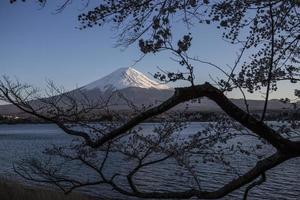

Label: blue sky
[0,1,297,100]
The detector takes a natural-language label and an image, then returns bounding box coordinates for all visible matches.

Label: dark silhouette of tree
[2,0,300,199]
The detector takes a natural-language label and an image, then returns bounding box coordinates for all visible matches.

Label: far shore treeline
[1,110,299,124]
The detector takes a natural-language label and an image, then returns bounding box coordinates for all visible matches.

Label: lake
[0,123,299,199]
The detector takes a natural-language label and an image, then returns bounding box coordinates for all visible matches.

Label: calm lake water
[0,123,299,199]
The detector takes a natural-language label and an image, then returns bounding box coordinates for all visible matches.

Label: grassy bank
[0,178,93,200]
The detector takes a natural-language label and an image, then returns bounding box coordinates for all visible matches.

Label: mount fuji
[82,67,170,91]
[78,66,293,112]
[0,67,294,115]
[74,67,174,110]
[0,67,174,114]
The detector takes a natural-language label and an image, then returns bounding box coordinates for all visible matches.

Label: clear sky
[0,1,298,100]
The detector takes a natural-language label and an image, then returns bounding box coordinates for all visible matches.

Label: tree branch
[93,83,292,152]
[102,152,288,199]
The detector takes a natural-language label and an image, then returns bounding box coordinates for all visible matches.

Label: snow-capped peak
[82,67,170,91]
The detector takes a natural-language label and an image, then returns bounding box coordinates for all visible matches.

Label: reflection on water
[0,123,299,199]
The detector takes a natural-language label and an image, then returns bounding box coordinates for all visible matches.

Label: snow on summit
[83,67,170,91]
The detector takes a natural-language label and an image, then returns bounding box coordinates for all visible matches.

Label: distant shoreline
[0,109,299,124]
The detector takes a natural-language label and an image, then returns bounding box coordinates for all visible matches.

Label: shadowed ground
[0,178,93,200]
